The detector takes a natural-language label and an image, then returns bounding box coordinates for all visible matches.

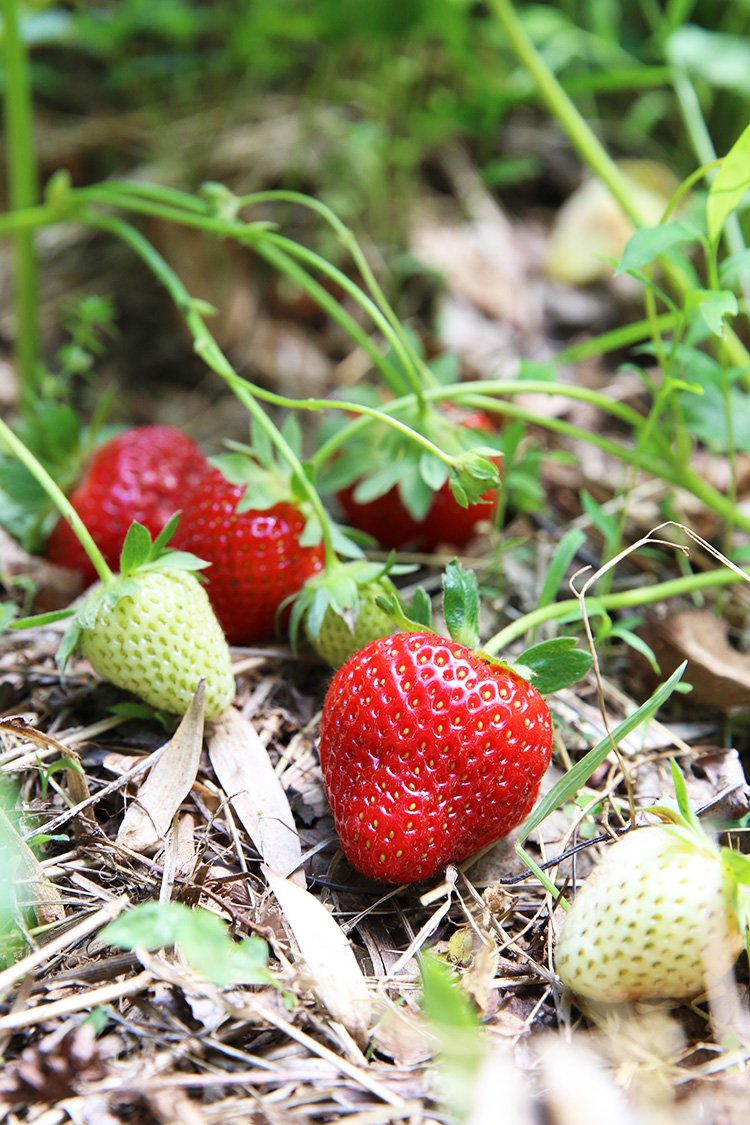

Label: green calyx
[212,420,323,548]
[440,560,593,694]
[290,556,414,667]
[318,395,502,522]
[57,515,210,673]
[645,760,750,956]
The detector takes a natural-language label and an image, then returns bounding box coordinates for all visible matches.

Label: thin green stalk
[0,418,113,584]
[555,313,679,364]
[82,211,343,568]
[490,0,750,370]
[77,183,413,395]
[489,0,645,225]
[250,230,425,402]
[2,0,40,410]
[484,566,741,655]
[236,189,436,394]
[247,237,408,395]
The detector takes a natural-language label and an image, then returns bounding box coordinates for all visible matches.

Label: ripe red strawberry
[319,630,553,884]
[46,426,208,585]
[171,464,325,644]
[336,405,501,551]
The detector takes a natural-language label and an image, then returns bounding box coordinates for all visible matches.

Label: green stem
[0,418,113,584]
[555,313,679,365]
[489,0,645,225]
[246,237,408,394]
[83,211,343,568]
[490,0,750,370]
[236,189,437,393]
[2,0,40,411]
[484,566,740,655]
[250,230,425,402]
[76,183,415,396]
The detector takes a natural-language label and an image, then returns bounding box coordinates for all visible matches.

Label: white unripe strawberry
[60,518,235,720]
[79,569,235,720]
[555,824,745,1003]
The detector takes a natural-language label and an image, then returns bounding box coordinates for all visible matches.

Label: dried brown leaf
[263,865,372,1045]
[641,609,750,712]
[116,683,205,853]
[0,1021,104,1106]
[208,708,303,884]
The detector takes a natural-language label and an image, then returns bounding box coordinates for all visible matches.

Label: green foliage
[101,900,273,987]
[419,951,484,1122]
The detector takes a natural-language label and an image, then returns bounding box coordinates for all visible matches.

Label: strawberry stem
[0,417,114,584]
[483,566,741,655]
[85,210,343,569]
[236,188,439,394]
[1,0,40,412]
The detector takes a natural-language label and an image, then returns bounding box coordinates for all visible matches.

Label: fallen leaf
[641,609,750,711]
[116,683,205,854]
[208,708,304,885]
[263,865,372,1045]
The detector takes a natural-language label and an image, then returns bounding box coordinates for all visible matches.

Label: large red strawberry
[333,404,501,551]
[171,459,325,644]
[319,630,553,883]
[316,561,562,884]
[45,426,208,585]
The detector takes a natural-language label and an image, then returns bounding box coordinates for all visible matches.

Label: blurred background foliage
[3,0,750,242]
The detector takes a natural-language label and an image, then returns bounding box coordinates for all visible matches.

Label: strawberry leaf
[668,758,703,832]
[9,607,74,630]
[140,550,210,573]
[405,586,433,629]
[419,452,449,491]
[119,521,153,575]
[151,511,181,556]
[442,560,479,650]
[57,620,83,672]
[511,637,593,694]
[398,459,435,521]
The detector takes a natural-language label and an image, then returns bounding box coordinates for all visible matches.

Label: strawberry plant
[318,561,591,884]
[289,557,417,669]
[45,425,209,585]
[319,379,502,552]
[554,762,750,1003]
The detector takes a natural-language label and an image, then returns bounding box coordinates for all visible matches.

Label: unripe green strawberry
[305,579,398,668]
[290,560,412,670]
[555,825,744,1002]
[54,518,236,720]
[79,569,235,720]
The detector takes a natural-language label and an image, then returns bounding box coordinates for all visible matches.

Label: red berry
[319,631,552,884]
[171,467,325,644]
[337,406,501,551]
[45,426,209,585]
